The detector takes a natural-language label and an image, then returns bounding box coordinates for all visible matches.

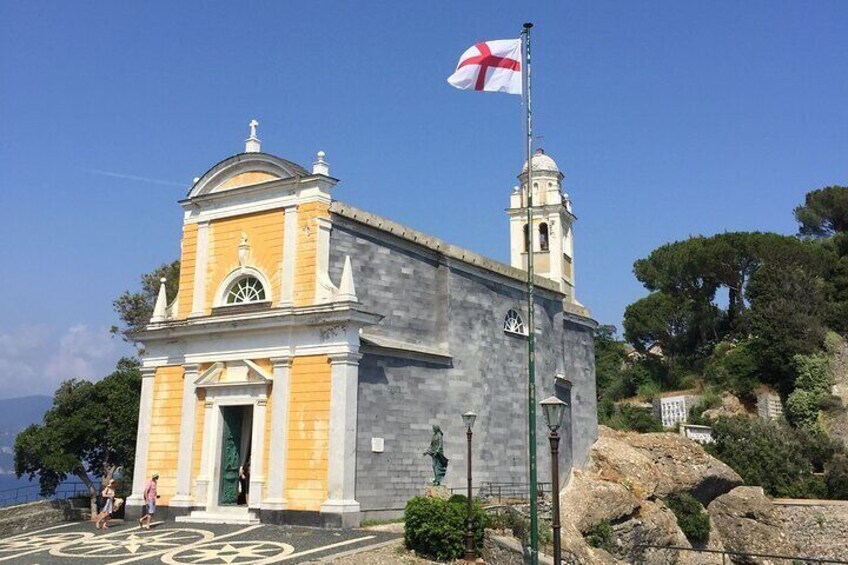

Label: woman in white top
[94,479,116,529]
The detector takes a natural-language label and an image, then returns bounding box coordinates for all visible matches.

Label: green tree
[112,260,180,342]
[594,325,628,400]
[794,186,848,238]
[747,264,828,388]
[14,358,141,514]
[707,416,817,498]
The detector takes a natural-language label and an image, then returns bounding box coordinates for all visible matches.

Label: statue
[423,424,449,485]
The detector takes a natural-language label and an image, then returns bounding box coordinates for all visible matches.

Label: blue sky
[1,1,846,398]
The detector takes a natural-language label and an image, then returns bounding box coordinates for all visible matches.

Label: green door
[218,407,243,505]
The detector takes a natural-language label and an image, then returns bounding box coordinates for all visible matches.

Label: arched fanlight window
[225,276,266,304]
[504,309,527,335]
[539,222,549,251]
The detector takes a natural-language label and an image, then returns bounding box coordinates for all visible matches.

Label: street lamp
[462,411,477,562]
[540,396,567,565]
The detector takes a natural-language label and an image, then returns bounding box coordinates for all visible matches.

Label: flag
[447,39,523,95]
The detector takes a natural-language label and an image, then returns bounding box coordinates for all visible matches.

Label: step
[175,510,260,525]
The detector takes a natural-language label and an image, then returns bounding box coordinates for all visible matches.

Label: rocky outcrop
[702,393,747,421]
[708,487,800,563]
[590,427,743,504]
[553,426,743,564]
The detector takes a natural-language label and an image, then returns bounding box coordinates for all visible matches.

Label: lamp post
[540,396,567,565]
[462,411,477,562]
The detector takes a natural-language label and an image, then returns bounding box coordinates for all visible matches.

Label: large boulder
[588,428,661,499]
[708,486,799,563]
[593,427,743,504]
[702,393,747,420]
[561,470,640,533]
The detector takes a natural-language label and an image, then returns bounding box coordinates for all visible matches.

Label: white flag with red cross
[447,39,523,95]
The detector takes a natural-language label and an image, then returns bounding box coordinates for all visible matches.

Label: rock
[423,485,450,500]
[702,393,747,420]
[708,486,800,562]
[589,428,660,499]
[614,500,690,564]
[621,429,743,504]
[561,470,640,534]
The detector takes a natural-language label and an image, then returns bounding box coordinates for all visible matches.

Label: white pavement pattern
[0,522,391,565]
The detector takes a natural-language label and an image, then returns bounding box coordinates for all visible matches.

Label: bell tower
[507,148,577,303]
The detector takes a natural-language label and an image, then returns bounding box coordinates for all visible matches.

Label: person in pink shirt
[138,473,159,530]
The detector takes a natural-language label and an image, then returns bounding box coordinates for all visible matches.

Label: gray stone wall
[329,215,597,514]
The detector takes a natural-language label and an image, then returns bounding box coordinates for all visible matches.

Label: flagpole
[522,21,539,565]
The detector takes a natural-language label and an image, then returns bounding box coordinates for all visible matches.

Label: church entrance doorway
[217,405,253,506]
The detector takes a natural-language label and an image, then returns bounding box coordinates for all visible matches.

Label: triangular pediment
[195,360,272,388]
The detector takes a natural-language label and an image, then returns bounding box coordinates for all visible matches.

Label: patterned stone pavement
[0,521,400,565]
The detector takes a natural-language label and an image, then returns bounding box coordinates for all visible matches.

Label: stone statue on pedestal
[423,424,449,486]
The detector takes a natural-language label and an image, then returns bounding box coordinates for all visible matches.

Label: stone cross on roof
[245,119,261,153]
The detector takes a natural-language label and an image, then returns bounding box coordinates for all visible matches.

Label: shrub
[663,493,710,543]
[606,404,663,433]
[403,495,489,560]
[786,389,821,431]
[706,417,816,498]
[825,453,848,499]
[794,353,832,396]
[585,520,616,553]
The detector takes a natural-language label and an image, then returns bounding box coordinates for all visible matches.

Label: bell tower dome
[507,148,577,303]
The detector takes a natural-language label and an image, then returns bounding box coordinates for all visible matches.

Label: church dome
[522,148,559,174]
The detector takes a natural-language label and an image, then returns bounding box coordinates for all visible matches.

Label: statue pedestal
[424,485,451,500]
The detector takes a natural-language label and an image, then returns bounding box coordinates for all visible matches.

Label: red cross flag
[447,39,523,95]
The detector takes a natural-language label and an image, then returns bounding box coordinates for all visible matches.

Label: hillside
[0,395,51,475]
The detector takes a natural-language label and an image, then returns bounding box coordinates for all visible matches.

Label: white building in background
[757,390,784,421]
[653,393,701,428]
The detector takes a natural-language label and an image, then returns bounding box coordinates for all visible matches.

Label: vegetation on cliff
[596,185,848,499]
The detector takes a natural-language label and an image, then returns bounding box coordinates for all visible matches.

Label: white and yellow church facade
[127,122,598,528]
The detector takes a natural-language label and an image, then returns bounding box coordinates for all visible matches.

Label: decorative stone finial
[337,256,357,302]
[245,119,261,153]
[150,278,168,323]
[313,150,329,176]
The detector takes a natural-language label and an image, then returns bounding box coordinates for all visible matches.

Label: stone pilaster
[170,364,199,507]
[261,357,291,512]
[127,367,156,511]
[248,398,267,509]
[320,352,362,528]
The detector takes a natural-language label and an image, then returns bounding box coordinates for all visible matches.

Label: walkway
[0,521,400,564]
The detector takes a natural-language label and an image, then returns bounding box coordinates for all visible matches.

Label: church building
[127,122,598,528]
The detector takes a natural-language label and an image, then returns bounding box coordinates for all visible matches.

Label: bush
[403,495,489,560]
[585,520,616,553]
[825,453,848,499]
[793,353,832,396]
[663,493,710,543]
[786,389,821,431]
[706,417,816,498]
[605,404,663,433]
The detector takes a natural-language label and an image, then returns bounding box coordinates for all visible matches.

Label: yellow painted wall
[190,388,206,496]
[218,171,278,191]
[176,224,198,319]
[293,201,330,306]
[285,355,331,510]
[146,366,186,505]
[205,210,285,313]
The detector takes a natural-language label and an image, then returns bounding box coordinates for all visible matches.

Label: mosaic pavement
[0,521,400,564]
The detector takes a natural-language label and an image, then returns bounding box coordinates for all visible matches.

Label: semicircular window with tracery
[225,276,266,304]
[504,308,527,336]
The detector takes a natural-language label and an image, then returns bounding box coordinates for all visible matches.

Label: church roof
[330,201,563,294]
